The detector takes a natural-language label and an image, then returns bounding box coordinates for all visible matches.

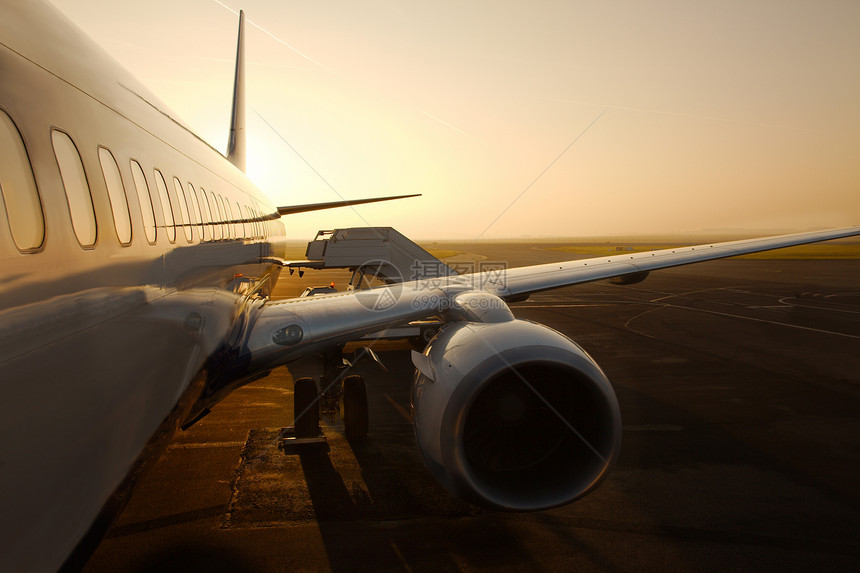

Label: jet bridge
[289,227,457,287]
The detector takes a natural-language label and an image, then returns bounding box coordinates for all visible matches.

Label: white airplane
[0,2,857,571]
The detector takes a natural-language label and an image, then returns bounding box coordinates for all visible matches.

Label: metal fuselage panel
[0,2,286,571]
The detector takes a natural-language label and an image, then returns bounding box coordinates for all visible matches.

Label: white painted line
[525,297,860,340]
[665,305,860,339]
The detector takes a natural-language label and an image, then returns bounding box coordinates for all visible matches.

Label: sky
[49,0,860,240]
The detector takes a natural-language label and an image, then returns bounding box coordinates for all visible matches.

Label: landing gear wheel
[343,375,369,440]
[293,377,319,438]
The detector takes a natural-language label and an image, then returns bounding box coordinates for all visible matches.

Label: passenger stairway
[288,227,457,285]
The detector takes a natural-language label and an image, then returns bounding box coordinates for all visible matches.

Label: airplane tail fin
[226,10,246,172]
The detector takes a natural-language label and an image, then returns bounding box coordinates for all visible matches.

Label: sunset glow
[50,0,860,239]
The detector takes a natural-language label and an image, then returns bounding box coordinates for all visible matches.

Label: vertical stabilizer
[227,10,246,172]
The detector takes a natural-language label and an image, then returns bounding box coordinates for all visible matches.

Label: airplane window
[51,129,96,247]
[97,147,132,245]
[218,195,226,239]
[236,201,245,238]
[197,186,210,241]
[207,191,217,222]
[244,206,251,238]
[208,190,222,239]
[172,177,192,242]
[219,195,230,239]
[153,169,175,242]
[250,200,262,238]
[129,160,157,243]
[224,199,235,239]
[187,183,204,240]
[208,191,220,239]
[249,206,258,238]
[0,110,44,251]
[249,206,258,239]
[227,200,234,238]
[205,189,216,239]
[248,206,254,238]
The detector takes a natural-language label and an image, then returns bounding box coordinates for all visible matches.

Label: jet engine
[411,319,622,512]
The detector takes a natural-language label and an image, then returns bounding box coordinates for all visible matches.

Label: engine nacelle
[411,319,621,512]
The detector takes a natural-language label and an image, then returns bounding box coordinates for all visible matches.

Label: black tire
[343,375,369,440]
[294,377,319,438]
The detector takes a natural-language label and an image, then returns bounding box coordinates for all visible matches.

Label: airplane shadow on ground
[302,432,543,573]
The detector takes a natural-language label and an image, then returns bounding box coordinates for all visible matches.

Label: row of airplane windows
[0,108,276,254]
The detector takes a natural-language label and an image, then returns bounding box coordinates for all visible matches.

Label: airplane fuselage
[0,2,286,570]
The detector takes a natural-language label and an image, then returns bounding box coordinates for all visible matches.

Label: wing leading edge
[491,226,860,298]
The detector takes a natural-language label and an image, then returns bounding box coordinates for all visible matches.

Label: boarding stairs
[288,227,457,285]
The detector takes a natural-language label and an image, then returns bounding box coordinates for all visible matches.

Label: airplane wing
[491,226,860,298]
[239,225,860,376]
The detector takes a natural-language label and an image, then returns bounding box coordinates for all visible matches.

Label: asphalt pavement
[83,242,860,572]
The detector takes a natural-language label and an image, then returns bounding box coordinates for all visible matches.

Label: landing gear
[321,347,371,440]
[280,375,326,451]
[319,346,347,424]
[343,375,368,440]
[293,377,320,439]
[284,346,376,452]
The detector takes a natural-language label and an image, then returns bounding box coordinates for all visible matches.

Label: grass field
[283,238,860,261]
[550,242,860,260]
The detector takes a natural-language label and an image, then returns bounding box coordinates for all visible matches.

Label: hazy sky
[49,0,860,239]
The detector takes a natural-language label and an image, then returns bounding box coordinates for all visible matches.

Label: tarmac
[82,242,860,572]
